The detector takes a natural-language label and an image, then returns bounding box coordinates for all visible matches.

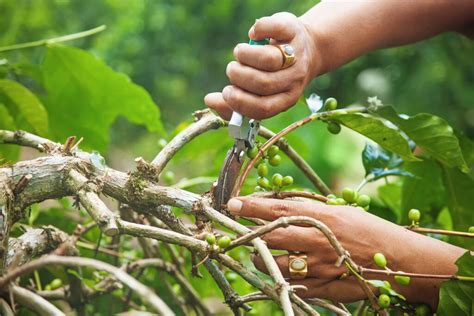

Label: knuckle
[257,76,273,94]
[271,200,292,218]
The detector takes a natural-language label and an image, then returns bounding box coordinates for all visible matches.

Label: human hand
[227,197,464,308]
[204,12,318,120]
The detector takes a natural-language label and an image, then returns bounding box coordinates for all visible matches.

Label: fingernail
[222,86,231,100]
[248,25,256,39]
[228,198,243,215]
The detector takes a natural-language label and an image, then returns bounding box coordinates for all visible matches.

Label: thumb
[249,12,298,42]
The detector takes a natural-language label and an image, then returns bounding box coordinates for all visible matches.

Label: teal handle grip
[249,38,270,45]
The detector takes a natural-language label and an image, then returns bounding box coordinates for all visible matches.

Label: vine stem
[0,25,106,53]
[359,267,474,281]
[405,226,474,238]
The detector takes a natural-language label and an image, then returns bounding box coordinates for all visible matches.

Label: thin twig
[305,298,350,316]
[405,226,474,238]
[250,191,328,203]
[12,285,64,316]
[359,267,474,281]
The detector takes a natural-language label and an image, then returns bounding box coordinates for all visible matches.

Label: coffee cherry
[378,294,391,308]
[269,154,281,166]
[335,198,347,205]
[267,145,279,157]
[342,187,358,203]
[218,236,232,249]
[394,274,411,286]
[205,233,216,245]
[254,186,265,192]
[272,173,283,187]
[414,304,430,316]
[50,278,63,290]
[327,122,341,134]
[374,253,387,268]
[357,194,371,207]
[257,177,271,189]
[327,199,338,205]
[282,176,294,186]
[324,97,338,111]
[356,206,366,212]
[327,194,336,199]
[45,284,52,291]
[257,163,269,177]
[225,271,238,282]
[163,171,175,184]
[247,146,258,159]
[469,226,474,233]
[408,209,421,222]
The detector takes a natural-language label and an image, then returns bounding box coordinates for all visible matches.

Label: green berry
[257,163,269,177]
[163,171,175,184]
[247,146,258,159]
[257,177,270,189]
[267,145,279,157]
[205,233,216,245]
[327,122,341,134]
[342,187,358,203]
[225,271,238,282]
[254,186,265,192]
[157,138,168,148]
[383,281,391,288]
[469,226,474,233]
[374,253,387,269]
[414,305,430,316]
[377,294,391,309]
[408,209,421,222]
[356,194,371,207]
[356,206,366,212]
[269,154,281,166]
[282,176,294,186]
[218,236,232,249]
[394,274,411,286]
[50,278,63,290]
[45,285,52,291]
[324,97,338,111]
[335,198,347,205]
[272,173,283,187]
[327,194,336,199]
[327,199,338,205]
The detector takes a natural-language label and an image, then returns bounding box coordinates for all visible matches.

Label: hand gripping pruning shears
[213,38,269,211]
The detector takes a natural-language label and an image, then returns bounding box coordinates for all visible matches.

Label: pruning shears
[213,38,270,211]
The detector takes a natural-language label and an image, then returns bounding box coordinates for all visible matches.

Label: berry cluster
[326,187,371,211]
[248,145,294,192]
[205,233,231,250]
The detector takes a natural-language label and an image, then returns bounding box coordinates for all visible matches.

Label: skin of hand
[227,197,466,310]
[205,1,474,120]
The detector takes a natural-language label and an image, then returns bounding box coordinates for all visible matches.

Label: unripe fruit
[247,146,258,159]
[257,177,270,189]
[205,233,216,245]
[357,194,371,207]
[383,281,391,288]
[327,194,336,199]
[327,199,338,205]
[469,226,474,233]
[408,209,421,222]
[377,294,391,308]
[414,305,430,316]
[254,186,265,192]
[335,198,347,205]
[282,176,294,186]
[257,163,269,177]
[225,271,238,282]
[394,274,411,286]
[45,285,52,291]
[269,154,281,166]
[327,122,341,134]
[267,145,279,157]
[50,278,63,290]
[218,236,231,249]
[163,171,175,184]
[342,187,358,203]
[324,97,338,111]
[374,253,387,268]
[272,173,283,187]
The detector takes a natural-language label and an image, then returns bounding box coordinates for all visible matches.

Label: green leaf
[366,280,406,300]
[0,103,19,161]
[401,160,446,224]
[442,167,474,249]
[438,252,474,316]
[330,112,419,162]
[373,105,469,173]
[42,44,164,151]
[0,79,49,135]
[377,182,402,223]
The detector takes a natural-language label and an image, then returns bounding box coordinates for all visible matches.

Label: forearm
[300,0,474,76]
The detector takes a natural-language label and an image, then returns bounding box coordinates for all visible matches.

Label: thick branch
[0,255,174,315]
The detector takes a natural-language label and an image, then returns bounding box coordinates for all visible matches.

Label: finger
[204,92,233,120]
[222,85,298,120]
[260,226,310,251]
[290,278,366,302]
[249,12,298,42]
[233,43,283,72]
[226,61,292,96]
[227,197,332,221]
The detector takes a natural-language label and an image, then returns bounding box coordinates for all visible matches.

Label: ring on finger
[289,253,307,280]
[273,44,296,69]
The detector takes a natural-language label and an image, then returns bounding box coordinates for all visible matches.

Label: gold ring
[274,44,296,69]
[289,253,307,279]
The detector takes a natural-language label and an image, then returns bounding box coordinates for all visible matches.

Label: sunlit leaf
[0,103,19,161]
